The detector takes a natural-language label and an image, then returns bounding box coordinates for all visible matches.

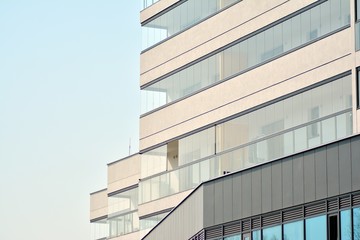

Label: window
[283,220,304,240]
[354,207,360,240]
[305,215,327,240]
[341,209,352,240]
[224,235,241,240]
[252,230,261,240]
[262,225,281,240]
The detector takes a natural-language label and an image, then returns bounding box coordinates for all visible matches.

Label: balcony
[139,109,353,203]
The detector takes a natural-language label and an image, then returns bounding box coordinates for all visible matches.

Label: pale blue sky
[0,1,140,239]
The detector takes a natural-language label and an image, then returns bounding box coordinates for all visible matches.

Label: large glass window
[252,230,261,240]
[354,207,360,240]
[306,215,327,240]
[283,220,304,240]
[179,127,215,166]
[142,0,240,49]
[341,209,352,240]
[141,145,167,178]
[141,0,350,114]
[262,225,281,240]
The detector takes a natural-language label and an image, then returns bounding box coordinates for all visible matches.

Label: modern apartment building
[90,0,360,239]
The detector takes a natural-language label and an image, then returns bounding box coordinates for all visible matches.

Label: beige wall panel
[107,155,140,193]
[90,189,108,220]
[110,231,139,240]
[138,189,191,217]
[140,0,180,23]
[108,175,140,194]
[140,0,317,86]
[140,29,352,150]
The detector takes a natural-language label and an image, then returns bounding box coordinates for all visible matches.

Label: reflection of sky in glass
[263,225,281,240]
[354,208,360,240]
[224,235,241,240]
[252,230,261,240]
[306,215,326,240]
[284,220,304,240]
[341,210,352,240]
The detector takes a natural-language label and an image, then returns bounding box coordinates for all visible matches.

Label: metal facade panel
[261,165,272,213]
[351,137,360,191]
[304,151,316,203]
[214,180,224,225]
[223,177,233,223]
[339,139,352,194]
[271,161,282,211]
[203,183,215,228]
[292,155,304,205]
[232,174,242,220]
[251,170,262,216]
[144,186,204,240]
[242,171,252,218]
[315,148,328,200]
[327,143,340,197]
[282,158,293,208]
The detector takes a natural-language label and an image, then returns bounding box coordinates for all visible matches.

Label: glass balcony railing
[109,211,139,238]
[141,0,241,50]
[141,0,350,114]
[139,110,352,203]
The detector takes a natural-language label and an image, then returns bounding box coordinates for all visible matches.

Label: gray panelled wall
[142,135,360,240]
[143,186,204,240]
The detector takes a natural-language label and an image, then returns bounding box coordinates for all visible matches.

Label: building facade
[90,0,360,239]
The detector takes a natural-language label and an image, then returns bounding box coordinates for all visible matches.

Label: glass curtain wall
[140,211,170,231]
[108,188,139,237]
[108,212,139,238]
[139,75,353,203]
[142,0,240,49]
[141,0,350,114]
[91,219,109,240]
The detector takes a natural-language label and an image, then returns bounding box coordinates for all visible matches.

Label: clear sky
[0,1,141,239]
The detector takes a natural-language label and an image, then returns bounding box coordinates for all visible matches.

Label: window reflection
[284,220,304,240]
[354,208,360,240]
[305,215,326,240]
[262,225,281,240]
[341,210,352,240]
[252,230,261,240]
